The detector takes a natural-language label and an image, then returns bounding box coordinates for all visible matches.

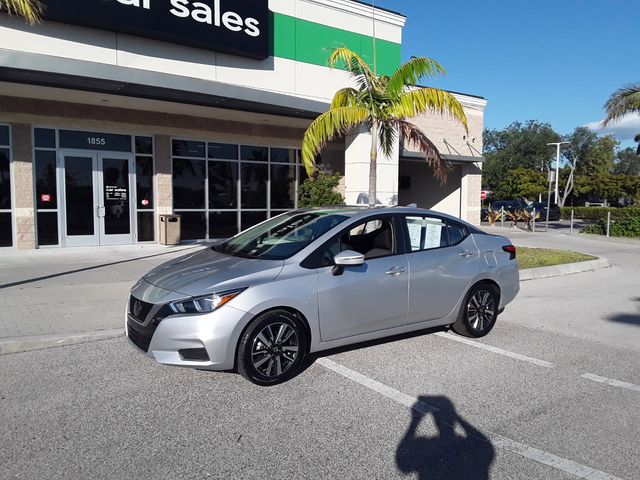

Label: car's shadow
[607,297,640,326]
[300,325,451,375]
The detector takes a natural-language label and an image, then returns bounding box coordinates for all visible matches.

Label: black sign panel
[41,0,270,60]
[59,130,132,152]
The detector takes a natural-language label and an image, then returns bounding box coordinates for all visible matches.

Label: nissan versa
[126,207,519,385]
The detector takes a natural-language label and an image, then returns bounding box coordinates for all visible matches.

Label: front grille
[127,324,152,352]
[129,295,154,323]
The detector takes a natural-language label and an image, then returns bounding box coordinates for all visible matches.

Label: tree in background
[0,0,41,23]
[297,170,344,208]
[301,47,467,207]
[483,120,560,191]
[614,147,640,176]
[492,168,546,201]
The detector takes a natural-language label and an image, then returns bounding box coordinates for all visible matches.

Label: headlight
[169,288,246,315]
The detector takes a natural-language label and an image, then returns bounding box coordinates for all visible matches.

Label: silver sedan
[126,207,519,385]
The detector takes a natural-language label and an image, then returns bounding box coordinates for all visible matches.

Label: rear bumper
[125,304,251,371]
[498,262,520,309]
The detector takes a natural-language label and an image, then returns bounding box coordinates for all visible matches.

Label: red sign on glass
[41,194,51,203]
[141,199,150,206]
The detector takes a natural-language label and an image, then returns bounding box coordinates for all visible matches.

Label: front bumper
[125,303,250,371]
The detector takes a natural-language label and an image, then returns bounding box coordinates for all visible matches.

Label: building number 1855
[87,137,107,146]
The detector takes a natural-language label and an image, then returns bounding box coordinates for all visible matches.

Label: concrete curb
[519,256,611,281]
[0,329,123,355]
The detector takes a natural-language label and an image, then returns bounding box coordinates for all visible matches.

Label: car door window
[302,216,396,268]
[404,216,448,251]
[446,221,469,246]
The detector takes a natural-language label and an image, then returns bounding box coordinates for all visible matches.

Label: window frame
[398,214,471,254]
[301,213,406,269]
[0,123,14,248]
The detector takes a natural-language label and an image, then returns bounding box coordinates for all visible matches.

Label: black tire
[451,283,500,338]
[237,309,307,386]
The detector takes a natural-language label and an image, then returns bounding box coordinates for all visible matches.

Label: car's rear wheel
[237,309,307,386]
[451,283,499,338]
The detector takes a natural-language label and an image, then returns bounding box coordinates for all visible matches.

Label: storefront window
[35,150,58,210]
[34,128,56,149]
[173,158,206,209]
[241,145,268,162]
[241,163,268,208]
[0,126,12,247]
[209,161,238,209]
[179,212,207,240]
[172,139,301,241]
[137,212,154,242]
[271,164,296,209]
[136,156,154,209]
[37,212,58,246]
[209,211,238,239]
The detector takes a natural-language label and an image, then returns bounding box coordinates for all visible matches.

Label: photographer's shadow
[396,396,494,480]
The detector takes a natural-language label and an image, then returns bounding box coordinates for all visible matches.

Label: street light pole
[547,142,570,204]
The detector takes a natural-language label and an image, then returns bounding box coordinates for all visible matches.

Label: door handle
[96,205,105,218]
[458,250,474,258]
[386,266,406,276]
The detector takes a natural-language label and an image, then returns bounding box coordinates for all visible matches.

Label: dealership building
[0,0,486,250]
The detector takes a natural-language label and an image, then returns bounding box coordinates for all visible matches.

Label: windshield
[214,211,349,260]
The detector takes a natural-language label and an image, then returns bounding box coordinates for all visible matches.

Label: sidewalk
[0,243,206,350]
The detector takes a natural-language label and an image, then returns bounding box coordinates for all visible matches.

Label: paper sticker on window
[141,199,150,206]
[41,194,51,203]
[407,222,422,251]
[424,220,444,249]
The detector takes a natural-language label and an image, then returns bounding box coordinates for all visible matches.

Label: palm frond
[330,87,359,110]
[327,47,377,91]
[393,120,450,182]
[377,122,398,158]
[602,83,640,126]
[392,88,469,132]
[1,0,42,24]
[302,106,370,176]
[385,57,446,98]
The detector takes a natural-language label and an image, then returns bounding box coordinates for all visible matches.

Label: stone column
[461,163,482,225]
[155,135,172,242]
[11,123,35,249]
[344,126,399,206]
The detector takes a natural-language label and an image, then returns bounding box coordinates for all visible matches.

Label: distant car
[125,206,520,386]
[489,200,527,213]
[526,202,561,221]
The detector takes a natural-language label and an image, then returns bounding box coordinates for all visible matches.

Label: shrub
[297,170,345,208]
[583,216,640,237]
[561,206,640,221]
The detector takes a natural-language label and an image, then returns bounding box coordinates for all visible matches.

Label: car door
[403,215,480,324]
[311,215,409,342]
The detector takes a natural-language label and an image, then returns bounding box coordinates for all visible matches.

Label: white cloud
[585,113,640,142]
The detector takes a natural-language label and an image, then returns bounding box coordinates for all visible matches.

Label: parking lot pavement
[1,232,638,479]
[0,244,204,339]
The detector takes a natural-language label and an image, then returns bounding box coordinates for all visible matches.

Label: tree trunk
[368,122,378,207]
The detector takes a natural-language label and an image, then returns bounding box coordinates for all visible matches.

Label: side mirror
[332,250,364,276]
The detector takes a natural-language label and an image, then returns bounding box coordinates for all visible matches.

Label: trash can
[159,214,181,245]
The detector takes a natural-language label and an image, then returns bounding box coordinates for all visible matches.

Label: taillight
[502,245,516,260]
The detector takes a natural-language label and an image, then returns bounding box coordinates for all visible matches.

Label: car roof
[294,206,479,229]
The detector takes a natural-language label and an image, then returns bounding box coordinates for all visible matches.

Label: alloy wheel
[467,290,496,332]
[251,322,299,378]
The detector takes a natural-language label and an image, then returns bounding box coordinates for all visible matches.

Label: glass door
[98,154,134,246]
[61,154,99,246]
[60,152,134,247]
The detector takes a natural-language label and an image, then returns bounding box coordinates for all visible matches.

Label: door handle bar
[458,250,474,258]
[385,266,406,276]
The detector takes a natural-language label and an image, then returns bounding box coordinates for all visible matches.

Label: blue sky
[375,0,640,147]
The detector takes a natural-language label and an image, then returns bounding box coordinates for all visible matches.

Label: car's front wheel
[451,283,499,338]
[237,309,307,386]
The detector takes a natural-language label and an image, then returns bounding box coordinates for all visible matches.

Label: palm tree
[603,83,640,126]
[1,0,42,24]
[302,47,468,207]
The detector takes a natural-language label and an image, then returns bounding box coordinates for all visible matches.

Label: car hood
[143,247,284,297]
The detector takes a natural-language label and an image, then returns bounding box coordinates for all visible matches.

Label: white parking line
[581,373,640,393]
[317,357,625,480]
[434,332,555,368]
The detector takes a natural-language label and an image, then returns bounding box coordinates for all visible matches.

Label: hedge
[583,217,640,237]
[560,207,640,221]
